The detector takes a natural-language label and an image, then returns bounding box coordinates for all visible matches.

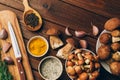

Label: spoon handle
[23,0,30,10]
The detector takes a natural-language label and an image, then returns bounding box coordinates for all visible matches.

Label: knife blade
[8,21,26,80]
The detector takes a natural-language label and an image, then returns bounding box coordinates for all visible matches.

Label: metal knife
[8,21,26,80]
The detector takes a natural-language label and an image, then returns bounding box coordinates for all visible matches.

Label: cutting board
[0,10,34,80]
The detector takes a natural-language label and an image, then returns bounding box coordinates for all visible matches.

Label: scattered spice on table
[25,13,39,28]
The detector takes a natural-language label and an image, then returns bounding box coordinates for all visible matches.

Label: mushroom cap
[104,18,120,31]
[111,42,120,51]
[97,45,111,60]
[110,62,120,76]
[99,33,112,44]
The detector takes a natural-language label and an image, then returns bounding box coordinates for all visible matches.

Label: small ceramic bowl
[65,48,100,80]
[27,36,49,57]
[38,56,63,80]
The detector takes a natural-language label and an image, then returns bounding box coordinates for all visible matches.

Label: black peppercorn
[25,13,39,28]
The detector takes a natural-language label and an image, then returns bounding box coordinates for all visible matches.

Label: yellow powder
[29,38,47,56]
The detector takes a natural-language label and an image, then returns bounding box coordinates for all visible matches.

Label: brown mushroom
[104,18,120,31]
[66,66,76,76]
[111,42,120,51]
[112,51,120,61]
[110,62,120,76]
[111,30,120,37]
[46,28,60,36]
[91,70,99,79]
[95,62,101,69]
[74,65,82,74]
[99,33,112,44]
[97,45,111,60]
[66,60,74,67]
[78,72,89,80]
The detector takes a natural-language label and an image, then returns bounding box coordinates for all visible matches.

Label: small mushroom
[111,42,120,51]
[111,30,120,37]
[66,38,75,46]
[112,37,120,43]
[0,28,8,40]
[66,66,76,76]
[110,62,120,76]
[74,65,82,74]
[66,60,74,66]
[91,71,99,79]
[3,56,14,65]
[85,59,90,64]
[74,49,82,54]
[56,38,75,59]
[2,42,12,53]
[95,62,101,69]
[78,72,89,80]
[50,36,64,49]
[84,62,94,72]
[77,53,83,60]
[112,51,120,61]
[78,59,84,65]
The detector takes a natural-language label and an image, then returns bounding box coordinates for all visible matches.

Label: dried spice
[25,13,39,28]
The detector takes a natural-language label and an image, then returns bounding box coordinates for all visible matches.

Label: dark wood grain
[62,0,120,18]
[0,0,120,80]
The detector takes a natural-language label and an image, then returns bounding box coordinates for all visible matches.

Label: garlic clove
[79,40,87,49]
[91,23,99,36]
[75,31,86,37]
[2,42,12,53]
[3,56,14,65]
[0,28,8,40]
[65,27,72,36]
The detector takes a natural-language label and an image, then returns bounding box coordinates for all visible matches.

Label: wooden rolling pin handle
[16,57,26,80]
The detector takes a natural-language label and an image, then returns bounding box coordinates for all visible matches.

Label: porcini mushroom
[56,38,75,59]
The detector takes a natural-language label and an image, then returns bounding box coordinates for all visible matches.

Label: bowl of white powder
[38,56,63,80]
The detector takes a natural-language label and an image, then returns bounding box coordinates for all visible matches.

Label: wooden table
[0,0,120,80]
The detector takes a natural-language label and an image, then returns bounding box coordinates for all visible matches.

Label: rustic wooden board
[0,10,34,80]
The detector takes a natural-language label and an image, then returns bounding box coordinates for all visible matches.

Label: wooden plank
[0,0,107,32]
[0,10,34,80]
[62,0,120,18]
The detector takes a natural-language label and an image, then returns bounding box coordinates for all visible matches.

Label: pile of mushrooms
[97,17,120,76]
[66,49,100,80]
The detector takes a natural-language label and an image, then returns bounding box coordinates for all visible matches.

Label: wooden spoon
[23,0,42,31]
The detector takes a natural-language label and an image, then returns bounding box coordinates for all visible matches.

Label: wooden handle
[16,58,26,80]
[23,0,30,11]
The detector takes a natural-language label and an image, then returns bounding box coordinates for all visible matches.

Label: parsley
[0,60,13,80]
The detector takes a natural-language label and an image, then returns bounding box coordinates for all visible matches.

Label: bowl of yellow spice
[27,36,49,57]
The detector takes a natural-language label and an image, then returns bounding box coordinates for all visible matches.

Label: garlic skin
[0,28,8,40]
[92,24,99,36]
[2,42,12,53]
[75,31,86,37]
[65,27,72,36]
[79,40,87,49]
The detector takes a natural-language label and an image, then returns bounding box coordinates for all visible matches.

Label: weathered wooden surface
[0,0,120,80]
